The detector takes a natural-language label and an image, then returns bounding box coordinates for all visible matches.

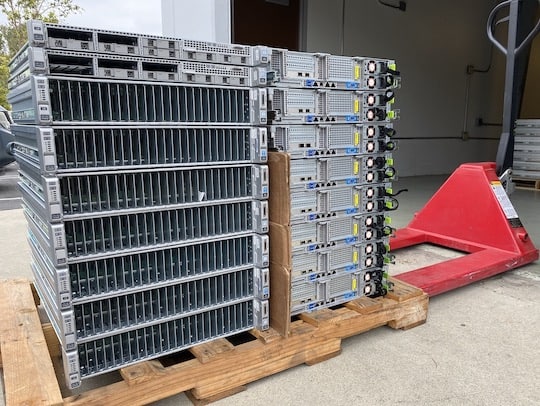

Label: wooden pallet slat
[0,279,63,406]
[1,278,428,406]
[513,177,540,190]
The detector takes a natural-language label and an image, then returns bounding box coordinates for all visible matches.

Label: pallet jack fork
[391,0,540,296]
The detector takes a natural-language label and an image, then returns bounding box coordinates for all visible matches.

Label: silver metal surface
[9,76,267,126]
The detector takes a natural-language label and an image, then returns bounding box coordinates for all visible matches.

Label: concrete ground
[1,172,539,405]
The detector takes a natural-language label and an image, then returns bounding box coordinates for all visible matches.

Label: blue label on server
[346,208,359,214]
[309,274,318,281]
[346,147,359,154]
[343,292,355,299]
[308,214,317,221]
[306,182,317,189]
[345,178,358,184]
[308,303,317,310]
[345,237,358,244]
[305,79,315,87]
[307,244,317,252]
[306,149,316,156]
[346,81,360,89]
[345,265,356,272]
[346,115,360,122]
[306,115,315,122]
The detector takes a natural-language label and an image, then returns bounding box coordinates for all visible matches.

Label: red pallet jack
[391,0,540,296]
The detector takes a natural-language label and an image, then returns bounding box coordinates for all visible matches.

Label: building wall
[521,30,540,118]
[161,0,231,42]
[306,0,506,176]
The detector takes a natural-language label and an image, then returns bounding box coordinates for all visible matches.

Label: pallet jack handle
[487,0,540,177]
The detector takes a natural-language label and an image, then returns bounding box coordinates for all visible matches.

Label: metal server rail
[9,20,271,389]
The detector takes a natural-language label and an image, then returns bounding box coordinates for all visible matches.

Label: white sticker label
[491,182,519,219]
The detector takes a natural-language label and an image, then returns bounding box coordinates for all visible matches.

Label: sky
[63,0,163,35]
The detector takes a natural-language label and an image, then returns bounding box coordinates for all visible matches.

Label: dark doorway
[232,0,302,50]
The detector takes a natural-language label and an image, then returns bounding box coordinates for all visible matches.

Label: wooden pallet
[0,278,428,406]
[513,177,540,190]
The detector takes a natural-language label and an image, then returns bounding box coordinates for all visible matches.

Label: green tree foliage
[0,0,81,108]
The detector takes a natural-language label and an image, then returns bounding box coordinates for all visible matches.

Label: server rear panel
[268,48,399,317]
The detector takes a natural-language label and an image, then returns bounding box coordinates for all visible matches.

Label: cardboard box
[268,151,293,226]
[268,151,295,336]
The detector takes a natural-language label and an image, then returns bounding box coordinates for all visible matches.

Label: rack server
[290,241,387,283]
[268,48,400,90]
[9,47,269,88]
[290,268,386,315]
[9,76,267,126]
[271,124,396,157]
[21,20,270,65]
[513,119,540,178]
[267,87,397,124]
[267,48,399,317]
[11,125,268,174]
[9,20,272,388]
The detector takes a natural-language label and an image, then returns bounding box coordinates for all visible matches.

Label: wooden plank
[62,318,348,405]
[64,289,426,404]
[189,338,235,364]
[0,279,427,406]
[299,308,337,326]
[250,327,282,344]
[42,323,62,360]
[387,295,429,330]
[121,360,169,386]
[386,278,424,302]
[0,279,63,406]
[345,297,384,314]
[185,386,247,405]
[513,177,540,190]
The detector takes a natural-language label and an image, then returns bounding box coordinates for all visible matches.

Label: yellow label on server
[354,132,360,146]
[353,223,358,236]
[387,111,396,119]
[353,251,358,263]
[354,193,359,207]
[353,161,359,174]
[389,63,397,71]
[354,100,359,113]
[352,278,357,290]
[355,66,360,80]
[387,158,394,166]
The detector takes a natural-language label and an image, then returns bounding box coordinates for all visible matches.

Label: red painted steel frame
[390,162,539,296]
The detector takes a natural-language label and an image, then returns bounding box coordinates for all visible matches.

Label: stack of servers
[513,119,540,179]
[8,20,271,388]
[267,49,400,316]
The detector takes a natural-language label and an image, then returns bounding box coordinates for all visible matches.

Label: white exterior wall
[161,0,231,42]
